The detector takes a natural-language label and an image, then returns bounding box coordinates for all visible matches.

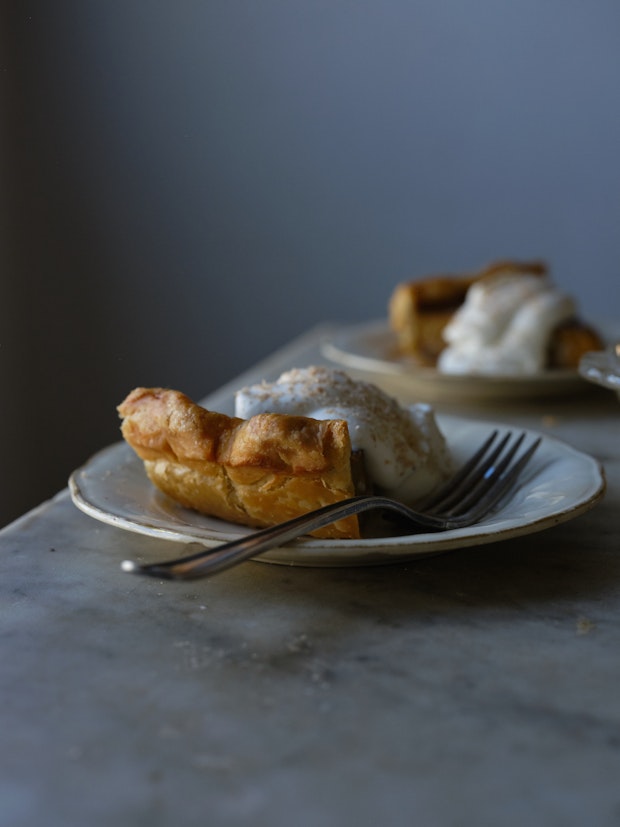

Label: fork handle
[123,496,441,581]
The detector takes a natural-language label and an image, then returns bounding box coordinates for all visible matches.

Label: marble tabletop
[2,325,620,827]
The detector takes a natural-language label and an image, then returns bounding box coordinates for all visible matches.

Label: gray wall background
[2,0,620,527]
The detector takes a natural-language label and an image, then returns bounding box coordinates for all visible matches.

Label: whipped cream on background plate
[235,366,451,502]
[438,273,576,375]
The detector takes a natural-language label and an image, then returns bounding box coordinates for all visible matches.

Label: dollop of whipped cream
[234,366,451,502]
[438,273,576,375]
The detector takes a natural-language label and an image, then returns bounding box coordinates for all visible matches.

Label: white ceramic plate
[321,320,590,401]
[579,345,620,401]
[69,415,605,567]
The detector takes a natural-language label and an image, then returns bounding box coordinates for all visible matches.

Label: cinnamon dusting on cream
[235,366,451,502]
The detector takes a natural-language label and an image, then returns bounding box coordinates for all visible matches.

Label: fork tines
[422,429,540,521]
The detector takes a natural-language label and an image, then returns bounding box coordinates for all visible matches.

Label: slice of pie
[388,260,603,369]
[118,387,366,539]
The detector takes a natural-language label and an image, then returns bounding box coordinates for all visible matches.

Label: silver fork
[122,430,540,581]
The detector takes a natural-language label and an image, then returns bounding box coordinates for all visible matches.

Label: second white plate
[322,320,591,402]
